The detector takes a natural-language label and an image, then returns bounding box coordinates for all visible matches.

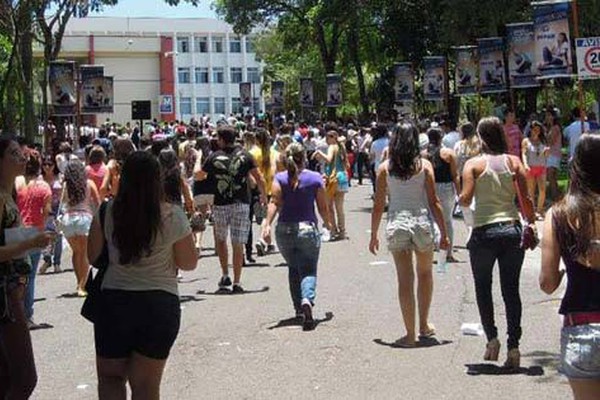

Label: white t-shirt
[102,202,192,296]
[370,137,389,169]
[442,130,461,149]
[564,120,590,159]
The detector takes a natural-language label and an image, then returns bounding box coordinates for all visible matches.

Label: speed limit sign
[576,38,600,79]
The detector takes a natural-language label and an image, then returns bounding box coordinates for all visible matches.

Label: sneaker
[218,276,232,289]
[301,299,315,331]
[255,240,266,257]
[39,261,51,275]
[246,255,256,264]
[231,284,244,294]
[266,244,276,254]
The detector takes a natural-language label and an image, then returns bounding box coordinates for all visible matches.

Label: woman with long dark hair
[545,108,563,202]
[459,117,536,368]
[522,121,549,220]
[370,123,449,347]
[426,127,460,262]
[262,143,332,330]
[192,136,214,253]
[540,134,600,399]
[85,145,107,195]
[0,135,54,398]
[40,155,64,274]
[99,138,135,199]
[88,151,197,399]
[61,160,100,296]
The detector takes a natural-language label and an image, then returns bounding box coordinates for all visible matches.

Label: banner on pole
[393,63,414,102]
[159,95,173,114]
[271,81,285,109]
[478,37,507,94]
[533,1,572,79]
[326,74,343,107]
[299,78,314,108]
[423,57,446,102]
[454,47,478,95]
[576,38,600,80]
[81,65,113,114]
[507,23,540,88]
[49,61,76,116]
[240,82,252,107]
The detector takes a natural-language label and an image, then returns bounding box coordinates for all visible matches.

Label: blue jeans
[467,222,525,349]
[275,222,321,312]
[25,250,41,319]
[43,216,63,266]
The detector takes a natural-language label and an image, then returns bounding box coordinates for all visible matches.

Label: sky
[91,0,217,18]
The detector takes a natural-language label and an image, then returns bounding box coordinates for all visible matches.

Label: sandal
[446,255,460,263]
[419,324,436,338]
[393,336,417,348]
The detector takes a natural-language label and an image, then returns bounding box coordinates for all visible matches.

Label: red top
[86,163,107,192]
[17,179,52,230]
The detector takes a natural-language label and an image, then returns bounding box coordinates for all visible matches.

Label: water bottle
[436,251,448,274]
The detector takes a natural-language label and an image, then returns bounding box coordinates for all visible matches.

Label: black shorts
[94,290,181,360]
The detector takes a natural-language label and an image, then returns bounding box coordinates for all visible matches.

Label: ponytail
[284,142,306,190]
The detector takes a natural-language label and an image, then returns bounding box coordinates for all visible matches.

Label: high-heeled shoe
[504,348,520,369]
[483,338,500,361]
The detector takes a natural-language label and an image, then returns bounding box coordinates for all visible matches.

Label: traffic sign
[576,37,600,80]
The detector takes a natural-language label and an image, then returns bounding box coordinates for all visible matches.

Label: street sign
[576,37,600,80]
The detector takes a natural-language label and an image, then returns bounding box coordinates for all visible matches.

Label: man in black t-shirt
[203,126,267,293]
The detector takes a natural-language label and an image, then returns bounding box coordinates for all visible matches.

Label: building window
[212,36,224,53]
[176,37,190,53]
[247,67,260,84]
[245,37,255,53]
[178,67,191,84]
[231,97,241,113]
[230,67,243,84]
[195,67,209,84]
[230,38,242,53]
[194,36,208,53]
[180,97,192,115]
[212,67,224,84]
[214,97,226,114]
[196,97,210,115]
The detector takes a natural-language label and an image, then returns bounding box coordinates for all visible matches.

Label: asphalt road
[29,181,571,399]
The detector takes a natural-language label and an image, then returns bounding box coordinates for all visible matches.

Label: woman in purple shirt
[262,143,332,331]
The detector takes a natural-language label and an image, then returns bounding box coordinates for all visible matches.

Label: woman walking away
[313,130,350,241]
[85,145,107,195]
[459,117,536,369]
[370,123,449,347]
[61,160,100,296]
[16,151,52,328]
[88,151,197,400]
[454,123,481,228]
[262,143,332,330]
[0,135,54,399]
[522,121,549,220]
[192,136,214,254]
[40,155,64,274]
[252,128,277,256]
[427,128,460,262]
[540,134,600,400]
[545,108,563,202]
[99,138,135,200]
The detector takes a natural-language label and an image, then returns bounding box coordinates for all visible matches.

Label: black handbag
[80,201,109,323]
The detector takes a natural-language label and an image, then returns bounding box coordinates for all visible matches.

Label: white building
[44,17,264,124]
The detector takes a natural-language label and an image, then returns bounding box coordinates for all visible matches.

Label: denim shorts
[59,212,93,238]
[561,324,600,379]
[386,210,434,252]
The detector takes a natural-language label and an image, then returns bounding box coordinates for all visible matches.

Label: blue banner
[478,37,507,94]
[454,46,478,95]
[507,23,539,88]
[423,56,446,102]
[533,1,572,79]
[393,63,414,102]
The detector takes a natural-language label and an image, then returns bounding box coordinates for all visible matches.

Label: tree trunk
[20,27,36,143]
[347,23,369,120]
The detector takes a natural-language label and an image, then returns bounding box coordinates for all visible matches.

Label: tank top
[433,151,453,183]
[473,155,520,228]
[64,185,93,215]
[525,140,548,167]
[386,167,429,216]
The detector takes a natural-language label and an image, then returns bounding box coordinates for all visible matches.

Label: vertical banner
[533,1,572,79]
[299,78,314,108]
[326,74,343,107]
[423,56,446,102]
[507,23,539,88]
[271,81,285,109]
[159,95,173,114]
[49,61,76,115]
[478,37,507,94]
[81,65,112,113]
[454,46,478,95]
[393,63,414,103]
[100,77,114,113]
[576,38,600,80]
[240,82,252,107]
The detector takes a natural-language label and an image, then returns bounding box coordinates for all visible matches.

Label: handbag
[80,201,109,323]
[513,164,539,250]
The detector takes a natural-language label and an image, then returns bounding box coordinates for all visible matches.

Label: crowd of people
[0,106,599,399]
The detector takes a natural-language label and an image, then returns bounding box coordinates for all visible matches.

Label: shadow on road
[243,262,271,268]
[197,286,270,296]
[273,262,288,268]
[180,295,205,303]
[57,292,84,299]
[373,337,453,349]
[465,363,545,376]
[267,311,334,330]
[34,297,47,303]
[178,277,207,284]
